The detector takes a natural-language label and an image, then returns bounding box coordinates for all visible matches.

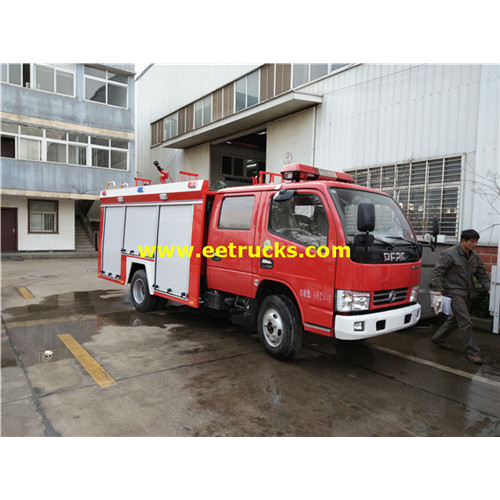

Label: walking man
[430,229,490,364]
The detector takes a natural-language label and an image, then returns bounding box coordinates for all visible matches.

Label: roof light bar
[280,163,354,183]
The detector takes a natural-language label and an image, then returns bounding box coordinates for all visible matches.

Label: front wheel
[130,269,158,312]
[257,294,303,360]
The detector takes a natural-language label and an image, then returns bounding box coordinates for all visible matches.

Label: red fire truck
[98,163,425,359]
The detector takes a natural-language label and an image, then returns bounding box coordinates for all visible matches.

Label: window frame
[1,63,23,86]
[268,190,329,248]
[32,63,76,96]
[234,70,260,112]
[163,112,178,140]
[28,199,59,234]
[0,121,128,170]
[218,195,255,231]
[84,66,129,109]
[292,63,349,88]
[194,95,212,129]
[18,124,43,161]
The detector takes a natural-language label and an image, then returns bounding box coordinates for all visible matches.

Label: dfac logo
[383,252,406,263]
[388,290,397,302]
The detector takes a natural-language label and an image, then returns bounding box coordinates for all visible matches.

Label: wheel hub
[132,278,146,304]
[262,308,283,347]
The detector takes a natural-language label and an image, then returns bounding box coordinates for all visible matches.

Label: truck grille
[373,288,408,306]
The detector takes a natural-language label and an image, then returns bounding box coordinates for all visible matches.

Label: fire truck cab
[98,164,422,360]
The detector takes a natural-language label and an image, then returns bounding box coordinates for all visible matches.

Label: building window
[346,156,462,239]
[33,64,75,96]
[151,120,163,146]
[292,63,348,88]
[46,129,68,163]
[19,125,43,161]
[28,200,58,234]
[194,96,211,128]
[0,121,128,170]
[1,63,31,88]
[1,121,19,158]
[221,154,265,181]
[164,112,178,139]
[67,133,88,166]
[1,63,22,86]
[1,64,75,95]
[235,70,259,112]
[84,66,128,108]
[91,137,128,170]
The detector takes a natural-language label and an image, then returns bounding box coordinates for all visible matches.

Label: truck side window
[218,195,255,230]
[269,193,328,247]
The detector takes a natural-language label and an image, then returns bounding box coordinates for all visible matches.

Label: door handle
[260,258,273,269]
[211,255,222,262]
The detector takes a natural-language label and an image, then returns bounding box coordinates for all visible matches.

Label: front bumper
[334,303,421,340]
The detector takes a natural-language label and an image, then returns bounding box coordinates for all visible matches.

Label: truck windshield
[328,187,418,256]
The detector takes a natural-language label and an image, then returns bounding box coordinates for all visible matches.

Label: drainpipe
[311,106,317,165]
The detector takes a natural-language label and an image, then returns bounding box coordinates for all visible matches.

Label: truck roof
[217,179,390,197]
[99,163,391,205]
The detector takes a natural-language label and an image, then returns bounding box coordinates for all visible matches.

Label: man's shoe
[468,354,483,364]
[431,340,452,350]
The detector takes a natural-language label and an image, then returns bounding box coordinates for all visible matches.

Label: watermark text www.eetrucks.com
[137,243,350,259]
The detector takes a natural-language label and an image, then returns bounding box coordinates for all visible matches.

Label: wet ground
[2,258,500,437]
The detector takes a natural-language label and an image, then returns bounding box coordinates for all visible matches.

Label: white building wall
[184,143,211,180]
[298,63,499,245]
[466,64,500,245]
[2,195,75,251]
[136,64,259,182]
[307,64,483,169]
[266,108,315,171]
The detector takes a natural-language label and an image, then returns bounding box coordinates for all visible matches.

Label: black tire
[130,269,158,312]
[257,294,303,360]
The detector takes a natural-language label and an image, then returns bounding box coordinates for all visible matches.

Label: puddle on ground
[2,289,253,368]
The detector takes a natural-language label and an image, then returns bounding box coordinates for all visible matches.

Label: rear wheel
[257,294,303,360]
[130,269,158,312]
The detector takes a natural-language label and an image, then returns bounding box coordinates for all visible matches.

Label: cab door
[207,192,261,298]
[255,188,338,335]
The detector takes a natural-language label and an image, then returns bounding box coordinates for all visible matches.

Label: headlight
[336,290,370,312]
[409,285,419,303]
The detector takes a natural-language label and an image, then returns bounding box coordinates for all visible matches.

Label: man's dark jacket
[430,244,490,297]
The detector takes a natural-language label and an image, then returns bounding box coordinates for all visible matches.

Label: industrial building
[1,63,136,254]
[136,63,499,258]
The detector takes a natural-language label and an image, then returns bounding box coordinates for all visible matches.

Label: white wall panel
[309,64,485,171]
[298,63,498,244]
[136,64,259,182]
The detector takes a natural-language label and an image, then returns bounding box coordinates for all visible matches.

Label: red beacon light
[280,164,354,183]
[281,163,319,181]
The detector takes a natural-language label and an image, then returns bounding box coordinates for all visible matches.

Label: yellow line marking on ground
[57,334,116,388]
[372,344,500,389]
[16,286,35,299]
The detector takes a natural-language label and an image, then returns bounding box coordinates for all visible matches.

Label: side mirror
[357,203,375,252]
[273,190,295,202]
[357,203,375,232]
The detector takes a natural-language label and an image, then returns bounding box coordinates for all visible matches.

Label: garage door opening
[210,130,266,187]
